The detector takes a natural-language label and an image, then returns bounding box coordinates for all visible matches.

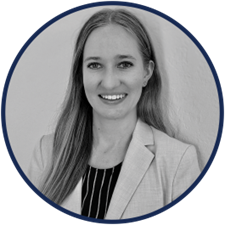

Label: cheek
[83,73,97,94]
[83,78,96,108]
[128,67,145,88]
[129,77,144,92]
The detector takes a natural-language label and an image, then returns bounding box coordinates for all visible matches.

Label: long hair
[40,8,166,205]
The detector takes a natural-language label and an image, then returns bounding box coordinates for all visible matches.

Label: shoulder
[32,133,54,167]
[135,119,194,159]
[150,126,192,156]
[38,133,54,167]
[145,125,199,175]
[40,133,54,151]
[27,133,54,188]
[148,126,200,198]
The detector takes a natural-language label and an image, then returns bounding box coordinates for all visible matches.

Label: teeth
[101,94,126,100]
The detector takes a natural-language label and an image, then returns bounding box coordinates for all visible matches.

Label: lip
[98,93,127,104]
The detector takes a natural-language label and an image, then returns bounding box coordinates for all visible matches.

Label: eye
[118,61,134,69]
[87,62,102,69]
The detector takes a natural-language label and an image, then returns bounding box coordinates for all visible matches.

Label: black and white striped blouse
[81,162,122,219]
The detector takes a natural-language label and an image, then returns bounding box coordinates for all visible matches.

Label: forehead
[83,24,141,59]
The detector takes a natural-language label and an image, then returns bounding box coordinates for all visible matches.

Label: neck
[93,113,137,148]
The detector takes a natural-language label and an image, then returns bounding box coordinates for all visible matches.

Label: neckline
[87,161,123,171]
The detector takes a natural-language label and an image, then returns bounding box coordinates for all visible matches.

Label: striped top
[81,162,122,219]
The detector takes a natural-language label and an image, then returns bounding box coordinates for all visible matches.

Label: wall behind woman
[5,6,219,173]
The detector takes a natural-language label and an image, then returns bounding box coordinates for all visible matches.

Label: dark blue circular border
[1,1,224,224]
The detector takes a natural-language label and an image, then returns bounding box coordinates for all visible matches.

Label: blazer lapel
[60,120,155,219]
[105,120,155,219]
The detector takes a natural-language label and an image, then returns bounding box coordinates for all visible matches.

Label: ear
[143,60,155,87]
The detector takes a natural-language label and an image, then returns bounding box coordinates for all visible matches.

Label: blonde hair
[41,8,166,205]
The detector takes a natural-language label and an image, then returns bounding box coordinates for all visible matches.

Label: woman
[28,8,200,220]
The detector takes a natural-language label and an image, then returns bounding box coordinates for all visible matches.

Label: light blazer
[28,119,200,219]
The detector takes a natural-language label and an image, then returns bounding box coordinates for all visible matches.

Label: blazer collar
[61,119,155,219]
[105,119,155,219]
[131,119,154,146]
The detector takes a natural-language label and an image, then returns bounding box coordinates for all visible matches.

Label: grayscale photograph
[3,3,221,222]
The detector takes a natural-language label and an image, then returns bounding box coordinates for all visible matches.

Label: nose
[100,68,120,90]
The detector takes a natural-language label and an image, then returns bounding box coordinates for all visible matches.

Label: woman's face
[83,24,152,121]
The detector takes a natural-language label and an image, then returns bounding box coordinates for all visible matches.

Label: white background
[5,3,219,176]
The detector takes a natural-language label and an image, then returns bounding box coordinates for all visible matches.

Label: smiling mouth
[99,94,127,101]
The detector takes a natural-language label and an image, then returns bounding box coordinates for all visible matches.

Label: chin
[96,110,127,121]
[103,114,125,121]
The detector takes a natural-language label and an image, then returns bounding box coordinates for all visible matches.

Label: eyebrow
[116,54,136,60]
[83,54,136,62]
[84,56,101,62]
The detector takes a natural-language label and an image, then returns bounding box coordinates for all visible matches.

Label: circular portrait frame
[1,1,224,224]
